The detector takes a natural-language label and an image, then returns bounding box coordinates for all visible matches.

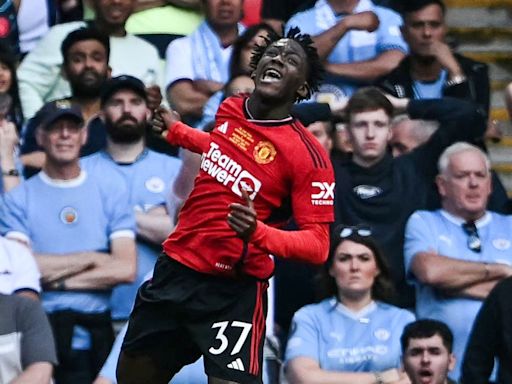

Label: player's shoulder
[285,119,332,170]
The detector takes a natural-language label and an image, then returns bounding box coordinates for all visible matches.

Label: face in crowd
[348,108,392,167]
[92,0,136,29]
[403,333,455,384]
[64,39,110,98]
[402,3,447,58]
[37,118,87,166]
[329,238,381,302]
[436,148,492,221]
[203,0,244,29]
[102,88,150,144]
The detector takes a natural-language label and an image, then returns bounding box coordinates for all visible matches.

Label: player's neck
[107,138,145,163]
[43,161,81,181]
[246,95,292,121]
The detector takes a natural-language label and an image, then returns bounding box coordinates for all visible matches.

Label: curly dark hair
[249,26,323,101]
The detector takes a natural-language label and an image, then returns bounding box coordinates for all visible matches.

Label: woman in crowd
[285,225,414,384]
[0,46,23,131]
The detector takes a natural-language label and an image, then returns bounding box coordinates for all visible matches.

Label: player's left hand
[228,188,257,241]
[146,84,163,111]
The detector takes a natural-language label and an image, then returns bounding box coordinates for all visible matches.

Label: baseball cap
[101,75,147,106]
[36,100,84,130]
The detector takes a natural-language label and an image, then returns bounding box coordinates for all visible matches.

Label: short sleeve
[9,240,41,294]
[17,297,58,367]
[403,211,437,284]
[376,9,408,53]
[165,37,194,89]
[285,306,321,363]
[0,188,31,243]
[290,137,334,226]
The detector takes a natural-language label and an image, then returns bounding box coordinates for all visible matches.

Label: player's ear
[297,83,310,99]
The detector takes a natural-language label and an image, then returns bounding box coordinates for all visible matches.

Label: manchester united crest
[253,141,276,164]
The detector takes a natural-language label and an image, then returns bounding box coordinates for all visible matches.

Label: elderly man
[404,142,512,380]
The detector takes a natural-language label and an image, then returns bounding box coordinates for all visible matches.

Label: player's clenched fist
[152,106,181,137]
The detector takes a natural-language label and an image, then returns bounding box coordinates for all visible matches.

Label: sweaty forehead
[268,38,306,57]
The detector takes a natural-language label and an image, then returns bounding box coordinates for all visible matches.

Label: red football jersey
[163,96,334,279]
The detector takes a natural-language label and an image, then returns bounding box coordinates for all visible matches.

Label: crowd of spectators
[0,0,511,383]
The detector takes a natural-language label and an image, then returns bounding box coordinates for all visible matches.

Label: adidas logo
[218,122,228,134]
[227,358,245,371]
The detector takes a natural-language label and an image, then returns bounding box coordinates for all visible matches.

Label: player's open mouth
[261,68,282,83]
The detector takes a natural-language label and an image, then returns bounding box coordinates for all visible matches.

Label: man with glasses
[404,142,512,381]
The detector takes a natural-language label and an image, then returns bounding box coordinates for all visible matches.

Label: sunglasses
[339,225,372,238]
[462,221,481,253]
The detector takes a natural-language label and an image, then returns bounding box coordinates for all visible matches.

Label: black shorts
[121,255,268,383]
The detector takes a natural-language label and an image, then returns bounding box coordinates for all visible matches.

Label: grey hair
[391,115,439,145]
[437,142,491,175]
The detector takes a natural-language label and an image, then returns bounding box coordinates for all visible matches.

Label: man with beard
[81,75,182,324]
[20,27,111,178]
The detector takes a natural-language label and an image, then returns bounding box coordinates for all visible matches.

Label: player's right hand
[228,188,257,241]
[152,106,181,137]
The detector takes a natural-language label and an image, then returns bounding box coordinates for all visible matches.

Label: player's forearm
[165,121,210,154]
[251,222,329,264]
[35,252,107,283]
[325,50,405,81]
[10,362,53,384]
[412,252,512,290]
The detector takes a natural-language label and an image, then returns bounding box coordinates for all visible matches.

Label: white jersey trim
[440,209,491,229]
[39,170,87,188]
[110,230,136,240]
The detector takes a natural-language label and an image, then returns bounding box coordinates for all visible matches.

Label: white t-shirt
[0,236,40,294]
